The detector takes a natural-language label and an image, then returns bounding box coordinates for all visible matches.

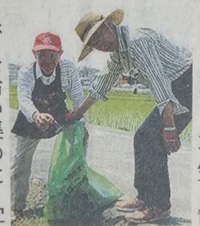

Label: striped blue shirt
[89,26,192,115]
[18,59,84,122]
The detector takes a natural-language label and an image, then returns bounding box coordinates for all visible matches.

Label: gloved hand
[33,112,54,132]
[162,127,181,155]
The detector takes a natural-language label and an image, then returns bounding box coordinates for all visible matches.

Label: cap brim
[33,45,60,52]
[78,9,124,61]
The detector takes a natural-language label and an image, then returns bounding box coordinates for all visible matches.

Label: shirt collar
[35,62,56,79]
[115,25,140,82]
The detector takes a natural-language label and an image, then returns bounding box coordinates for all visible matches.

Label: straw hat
[75,9,124,62]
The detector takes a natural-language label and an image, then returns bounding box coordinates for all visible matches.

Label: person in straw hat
[69,9,192,223]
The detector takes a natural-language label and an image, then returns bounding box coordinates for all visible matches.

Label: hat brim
[33,45,61,52]
[78,9,124,62]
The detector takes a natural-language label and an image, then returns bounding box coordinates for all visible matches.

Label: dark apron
[11,62,69,139]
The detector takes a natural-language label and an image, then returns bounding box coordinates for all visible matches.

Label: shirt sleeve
[88,54,123,100]
[17,65,38,123]
[134,37,189,115]
[60,60,84,110]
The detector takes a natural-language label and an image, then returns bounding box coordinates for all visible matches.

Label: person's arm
[17,65,39,122]
[162,101,181,154]
[69,95,97,119]
[68,54,123,119]
[162,101,175,127]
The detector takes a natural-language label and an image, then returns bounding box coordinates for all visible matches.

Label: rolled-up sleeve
[135,37,189,115]
[17,65,38,123]
[89,55,123,100]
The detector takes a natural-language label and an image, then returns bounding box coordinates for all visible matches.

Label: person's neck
[113,25,119,51]
[41,69,54,77]
[107,24,119,51]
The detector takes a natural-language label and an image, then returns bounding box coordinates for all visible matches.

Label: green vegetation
[86,91,155,132]
[10,84,19,109]
[9,84,191,140]
[12,218,48,226]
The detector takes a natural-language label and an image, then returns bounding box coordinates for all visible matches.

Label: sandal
[124,206,170,223]
[115,198,144,212]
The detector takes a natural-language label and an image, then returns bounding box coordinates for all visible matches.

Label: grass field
[9,84,191,140]
[86,91,155,132]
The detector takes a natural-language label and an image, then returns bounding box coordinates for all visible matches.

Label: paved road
[10,110,194,226]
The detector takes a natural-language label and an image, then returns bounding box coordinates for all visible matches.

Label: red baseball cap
[33,32,62,52]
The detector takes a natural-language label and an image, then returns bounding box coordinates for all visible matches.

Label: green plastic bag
[44,121,122,221]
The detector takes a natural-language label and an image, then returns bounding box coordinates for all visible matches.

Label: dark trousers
[134,65,192,209]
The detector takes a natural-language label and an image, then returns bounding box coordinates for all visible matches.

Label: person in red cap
[10,32,85,221]
[71,9,192,224]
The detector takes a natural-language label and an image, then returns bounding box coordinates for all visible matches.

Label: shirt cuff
[157,98,189,115]
[88,89,108,101]
[20,107,39,123]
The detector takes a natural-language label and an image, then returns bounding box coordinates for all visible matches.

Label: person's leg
[11,136,40,211]
[115,107,191,212]
[125,108,192,223]
[115,106,170,212]
[134,107,171,209]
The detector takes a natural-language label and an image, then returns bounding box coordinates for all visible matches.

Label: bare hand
[162,128,181,155]
[33,112,54,131]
